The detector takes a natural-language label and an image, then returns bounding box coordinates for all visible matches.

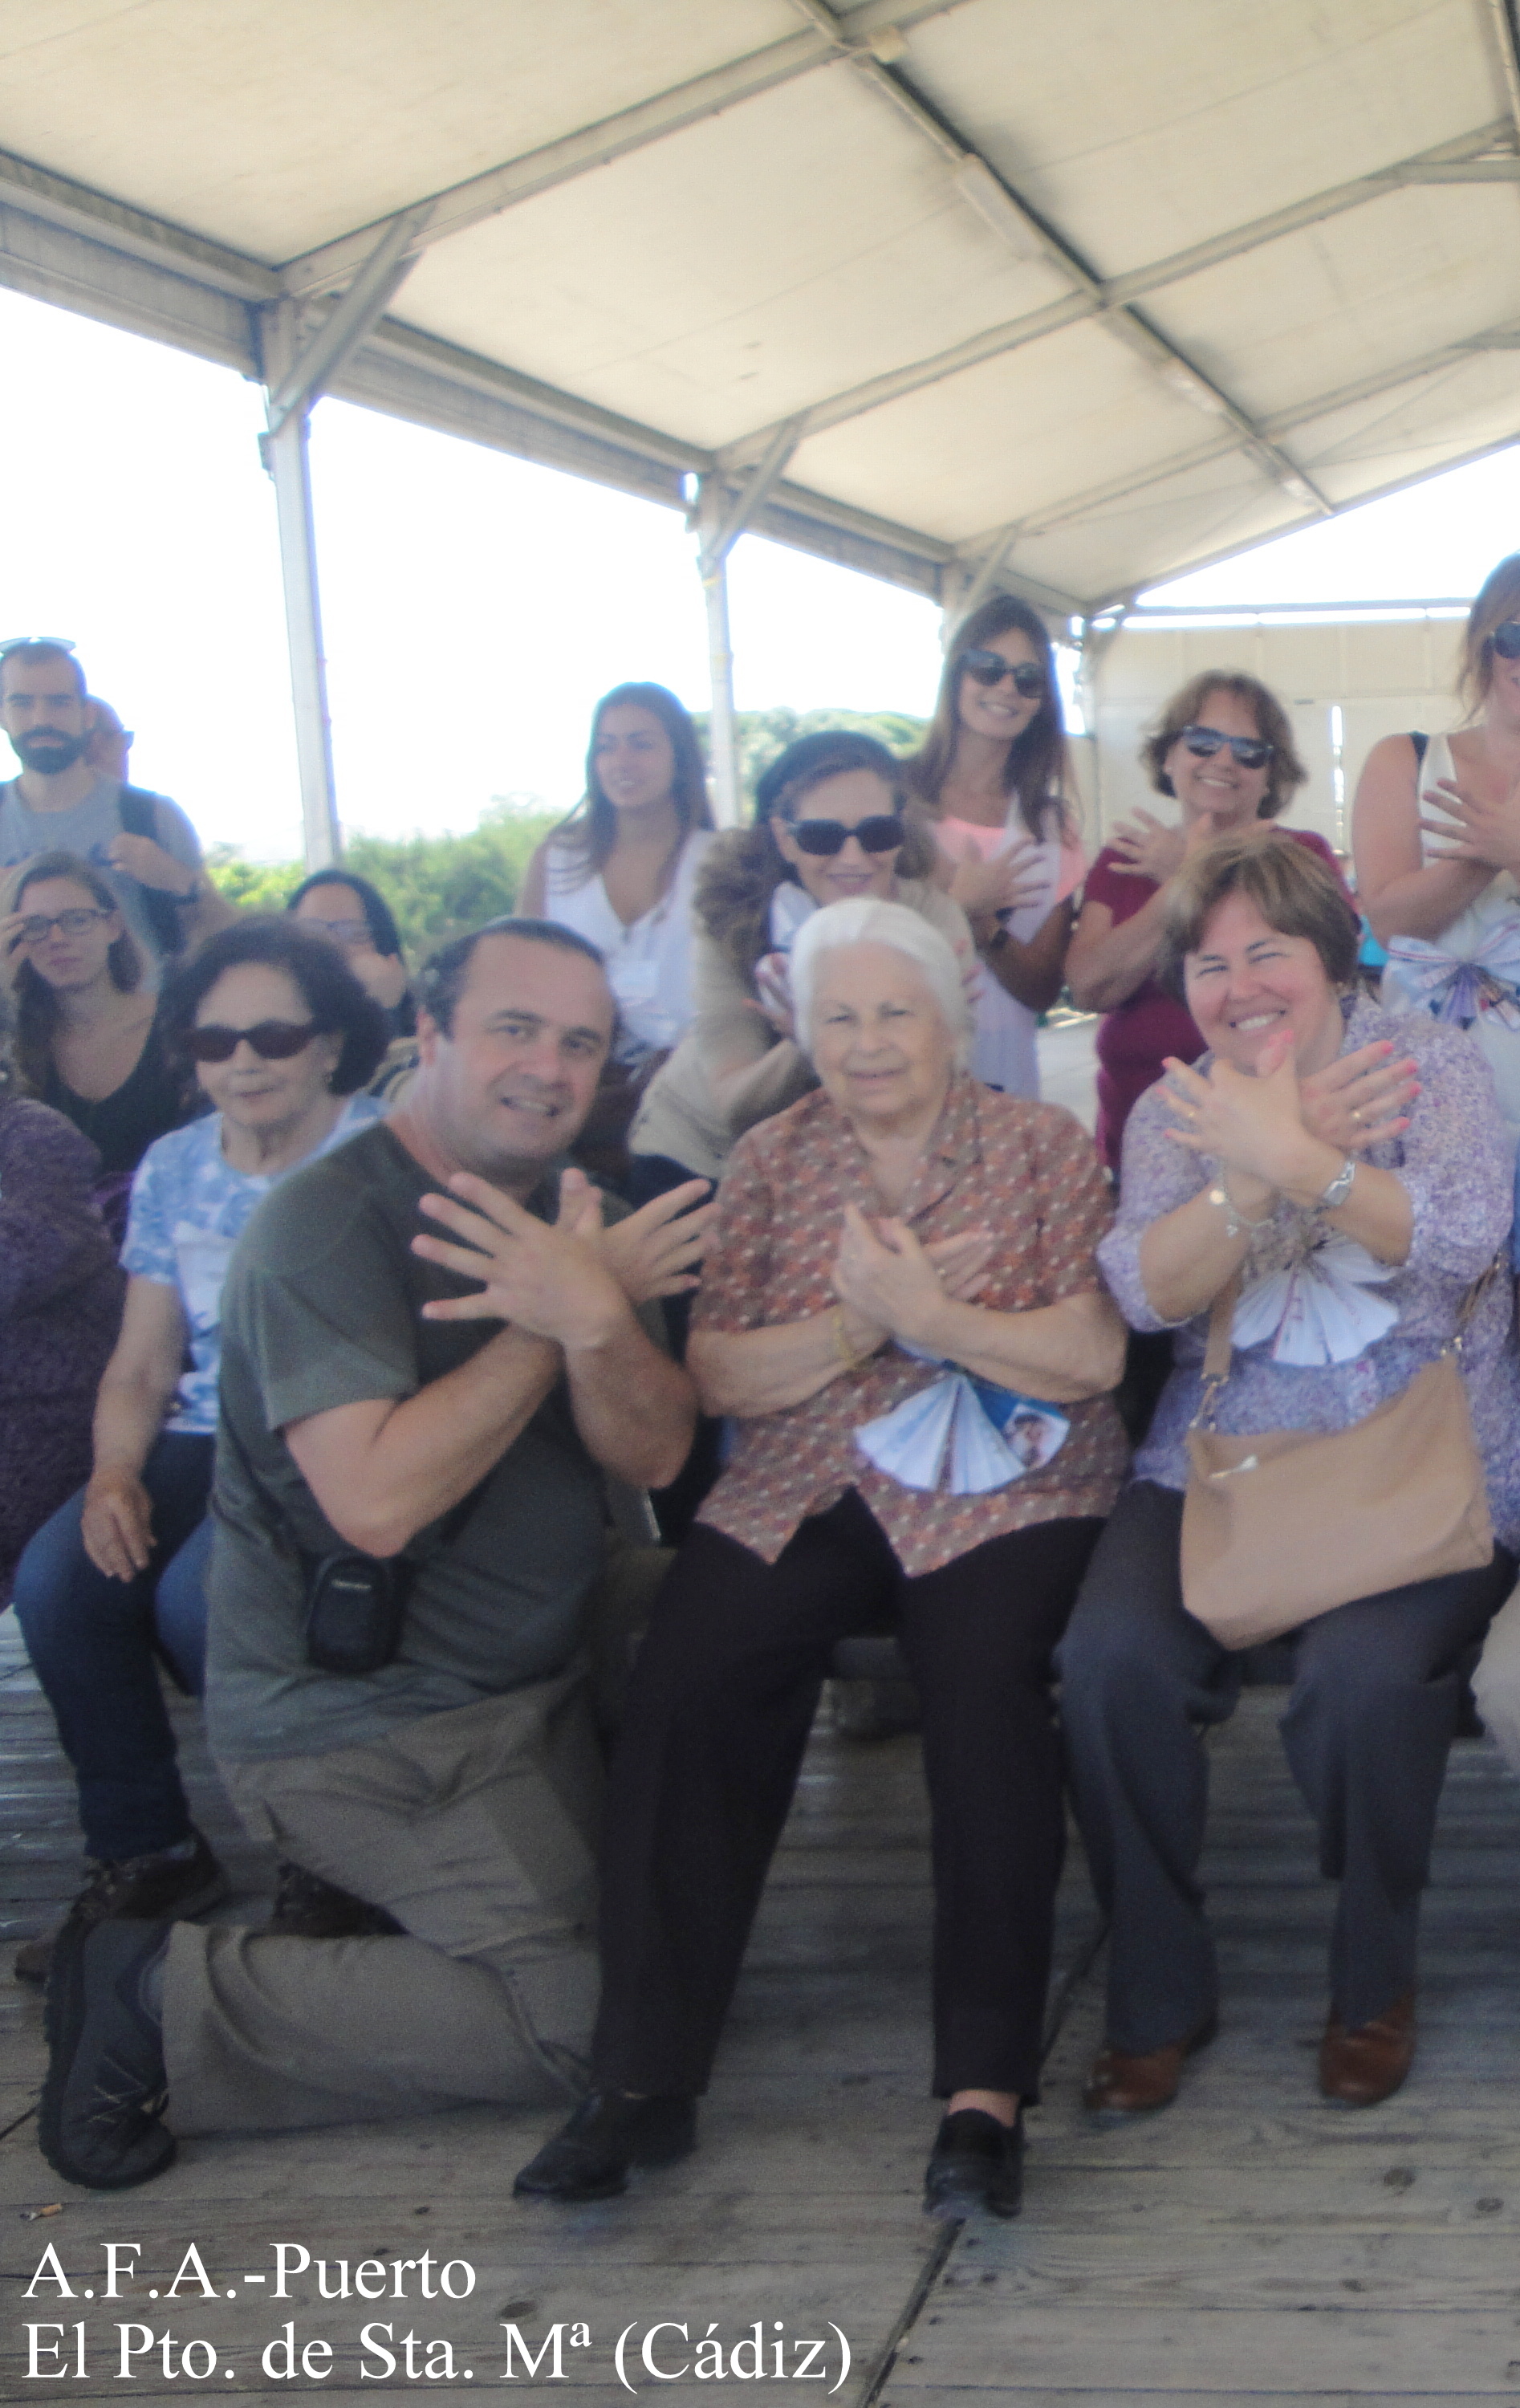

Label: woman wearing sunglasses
[10,920,386,1986]
[1068,672,1343,1176]
[630,731,973,1190]
[1,851,192,1242]
[905,596,1087,1099]
[1354,556,1520,1148]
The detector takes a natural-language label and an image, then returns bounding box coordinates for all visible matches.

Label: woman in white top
[522,681,715,1071]
[905,595,1086,1097]
[1355,554,1520,1147]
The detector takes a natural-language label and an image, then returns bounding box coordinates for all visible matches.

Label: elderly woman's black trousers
[1058,1479,1516,2050]
[591,1489,1103,2101]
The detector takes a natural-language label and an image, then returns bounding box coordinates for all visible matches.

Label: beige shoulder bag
[1179,1267,1497,1649]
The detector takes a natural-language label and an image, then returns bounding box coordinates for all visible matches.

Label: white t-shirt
[542,829,715,1060]
[933,806,1087,1097]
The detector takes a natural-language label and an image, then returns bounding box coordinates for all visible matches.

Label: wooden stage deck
[5,1609,1520,2404]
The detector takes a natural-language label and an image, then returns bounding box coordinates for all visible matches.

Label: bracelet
[1315,1155,1356,1212]
[1205,1177,1276,1243]
[831,1305,877,1373]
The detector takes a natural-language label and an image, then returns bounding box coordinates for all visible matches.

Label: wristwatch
[1315,1155,1356,1211]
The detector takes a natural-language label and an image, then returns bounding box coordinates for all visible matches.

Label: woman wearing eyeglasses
[629,731,973,1190]
[1,852,192,1241]
[904,596,1087,1100]
[1068,672,1344,1176]
[9,920,386,1986]
[287,868,417,1037]
[1354,557,1520,1149]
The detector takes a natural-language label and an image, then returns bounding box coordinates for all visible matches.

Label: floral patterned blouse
[1100,995,1520,1552]
[692,1075,1129,1573]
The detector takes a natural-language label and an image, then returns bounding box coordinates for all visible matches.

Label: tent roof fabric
[1,0,1516,616]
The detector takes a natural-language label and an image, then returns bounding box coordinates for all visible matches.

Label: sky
[1,280,1516,862]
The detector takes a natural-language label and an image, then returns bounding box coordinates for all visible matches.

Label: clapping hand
[573,1166,717,1303]
[1299,1039,1416,1153]
[946,834,1049,925]
[831,1205,978,1351]
[1160,1031,1311,1195]
[412,1171,628,1348]
[1108,807,1189,883]
[1419,774,1520,881]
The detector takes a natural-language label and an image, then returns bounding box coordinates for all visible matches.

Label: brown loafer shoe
[1083,2014,1217,2117]
[1318,1991,1415,2106]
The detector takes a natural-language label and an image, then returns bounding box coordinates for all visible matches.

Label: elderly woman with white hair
[515,897,1129,2220]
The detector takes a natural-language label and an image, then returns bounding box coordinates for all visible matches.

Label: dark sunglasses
[959,649,1045,698]
[1488,620,1520,660]
[788,814,904,857]
[1180,722,1274,771]
[186,1019,319,1064]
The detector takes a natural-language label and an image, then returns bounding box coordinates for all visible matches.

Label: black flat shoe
[514,2090,697,2203]
[923,2107,1025,2221]
[39,1918,175,2192]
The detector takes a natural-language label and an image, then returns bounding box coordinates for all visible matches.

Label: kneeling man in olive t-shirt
[40,918,709,2190]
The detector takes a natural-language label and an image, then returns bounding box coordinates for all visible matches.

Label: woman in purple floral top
[1059,832,1520,2121]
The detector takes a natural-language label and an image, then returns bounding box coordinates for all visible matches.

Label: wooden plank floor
[4,1609,1520,2402]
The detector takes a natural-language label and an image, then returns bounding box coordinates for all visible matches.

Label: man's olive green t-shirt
[206,1122,614,1763]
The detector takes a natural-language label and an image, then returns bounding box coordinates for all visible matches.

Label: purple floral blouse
[1099,996,1520,1553]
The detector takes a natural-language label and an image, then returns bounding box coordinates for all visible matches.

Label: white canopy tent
[1,0,1517,859]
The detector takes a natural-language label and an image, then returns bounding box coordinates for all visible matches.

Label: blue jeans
[12,1431,214,1861]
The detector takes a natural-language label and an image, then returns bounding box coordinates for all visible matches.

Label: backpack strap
[1410,730,1429,770]
[116,787,188,958]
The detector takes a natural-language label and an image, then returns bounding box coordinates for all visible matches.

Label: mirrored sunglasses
[0,635,76,658]
[303,916,372,946]
[1489,620,1520,660]
[959,649,1045,698]
[1181,722,1274,771]
[789,814,904,857]
[186,1019,319,1064]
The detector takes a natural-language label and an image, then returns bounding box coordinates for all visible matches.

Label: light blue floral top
[120,1096,384,1434]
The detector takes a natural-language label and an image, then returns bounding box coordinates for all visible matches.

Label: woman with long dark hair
[522,681,715,1069]
[905,596,1085,1097]
[1,850,190,1239]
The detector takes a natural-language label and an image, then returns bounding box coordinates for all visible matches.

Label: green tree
[205,800,561,962]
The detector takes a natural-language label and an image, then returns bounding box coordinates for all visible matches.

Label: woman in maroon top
[1068,671,1343,1175]
[514,898,1128,2223]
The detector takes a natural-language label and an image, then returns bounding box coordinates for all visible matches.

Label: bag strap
[116,786,187,958]
[1410,730,1429,769]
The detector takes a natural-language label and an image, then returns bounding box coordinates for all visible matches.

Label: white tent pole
[261,299,341,868]
[697,475,742,828]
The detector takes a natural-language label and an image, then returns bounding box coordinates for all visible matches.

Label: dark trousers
[1057,1480,1515,2048]
[592,1490,1103,2102]
[12,1432,214,1861]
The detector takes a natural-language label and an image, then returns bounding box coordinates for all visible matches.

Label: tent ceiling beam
[278,0,970,299]
[722,118,1514,460]
[698,415,810,571]
[1479,0,1520,141]
[950,309,1520,558]
[265,203,433,437]
[776,0,1360,512]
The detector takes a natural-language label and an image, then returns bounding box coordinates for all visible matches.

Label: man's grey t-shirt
[206,1122,614,1764]
[0,775,201,975]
